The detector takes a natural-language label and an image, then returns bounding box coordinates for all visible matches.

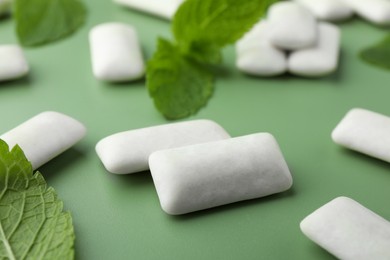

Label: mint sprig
[14,0,86,46]
[360,34,390,71]
[147,0,274,119]
[0,139,75,259]
[148,38,214,119]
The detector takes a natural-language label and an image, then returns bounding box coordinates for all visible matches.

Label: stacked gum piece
[237,0,390,78]
[296,0,390,26]
[236,1,341,78]
[96,120,293,215]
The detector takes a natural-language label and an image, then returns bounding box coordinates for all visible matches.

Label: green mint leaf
[0,139,75,260]
[148,0,273,119]
[147,38,214,119]
[14,0,86,46]
[173,0,274,54]
[183,41,222,65]
[360,34,390,70]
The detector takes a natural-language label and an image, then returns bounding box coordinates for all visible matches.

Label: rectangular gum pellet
[288,22,340,77]
[149,133,293,215]
[268,2,317,50]
[300,197,390,260]
[342,0,390,26]
[113,0,184,20]
[331,108,390,163]
[0,111,86,170]
[95,120,230,174]
[236,20,287,77]
[89,22,145,82]
[0,45,29,82]
[293,0,353,21]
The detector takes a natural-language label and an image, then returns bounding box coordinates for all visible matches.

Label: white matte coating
[236,21,287,76]
[294,0,353,21]
[96,120,230,174]
[268,2,317,50]
[113,0,184,20]
[0,111,87,170]
[288,22,340,77]
[332,108,390,163]
[0,45,29,82]
[89,22,145,82]
[343,0,390,25]
[149,133,293,215]
[300,197,390,260]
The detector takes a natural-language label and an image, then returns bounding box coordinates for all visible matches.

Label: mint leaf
[360,34,390,70]
[14,0,86,46]
[173,0,274,57]
[183,42,222,65]
[0,139,75,259]
[148,0,273,119]
[147,38,214,119]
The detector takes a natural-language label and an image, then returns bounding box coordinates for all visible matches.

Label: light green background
[1,1,390,259]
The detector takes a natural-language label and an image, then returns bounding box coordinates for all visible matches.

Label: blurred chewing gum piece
[236,20,287,77]
[294,0,353,21]
[288,22,340,77]
[343,0,390,26]
[0,45,29,82]
[268,2,317,50]
[113,0,184,19]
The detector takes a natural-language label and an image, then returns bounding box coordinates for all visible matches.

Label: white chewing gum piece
[89,22,145,82]
[149,133,293,215]
[300,197,390,260]
[113,0,184,20]
[0,45,29,82]
[288,22,340,77]
[0,111,87,170]
[332,108,390,163]
[294,0,353,21]
[95,120,230,174]
[236,21,287,76]
[268,2,317,50]
[343,0,390,26]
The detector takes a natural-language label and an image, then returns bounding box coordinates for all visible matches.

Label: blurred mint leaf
[360,34,390,70]
[147,38,214,119]
[173,0,273,50]
[182,41,222,65]
[0,139,75,260]
[14,0,86,46]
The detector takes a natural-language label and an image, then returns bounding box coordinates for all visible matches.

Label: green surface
[1,2,390,259]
